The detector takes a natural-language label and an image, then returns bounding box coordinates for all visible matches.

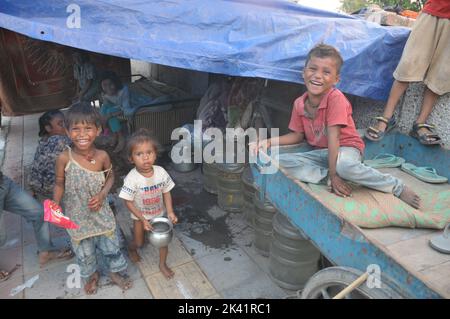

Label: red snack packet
[43,199,79,229]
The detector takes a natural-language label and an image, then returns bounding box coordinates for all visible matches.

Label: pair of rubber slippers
[364,153,449,253]
[363,153,448,184]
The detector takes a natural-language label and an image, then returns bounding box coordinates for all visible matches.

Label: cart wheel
[301,266,406,299]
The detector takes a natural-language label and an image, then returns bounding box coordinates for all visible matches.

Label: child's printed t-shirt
[119,166,175,221]
[288,88,365,153]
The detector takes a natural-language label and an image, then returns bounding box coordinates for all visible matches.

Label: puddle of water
[157,167,253,251]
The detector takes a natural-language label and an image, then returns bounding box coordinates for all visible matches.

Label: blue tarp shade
[0,0,410,101]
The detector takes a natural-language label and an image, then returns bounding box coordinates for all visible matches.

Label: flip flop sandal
[400,163,448,184]
[364,116,397,142]
[363,153,405,168]
[0,270,11,283]
[410,123,442,145]
[429,224,450,254]
[0,264,21,283]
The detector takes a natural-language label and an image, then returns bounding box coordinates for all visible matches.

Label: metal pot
[171,145,197,172]
[172,161,197,172]
[148,217,173,248]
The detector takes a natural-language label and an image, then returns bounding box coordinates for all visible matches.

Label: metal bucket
[241,166,257,227]
[216,163,245,212]
[269,213,320,290]
[253,193,277,256]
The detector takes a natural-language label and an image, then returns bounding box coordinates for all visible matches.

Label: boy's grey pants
[278,146,405,197]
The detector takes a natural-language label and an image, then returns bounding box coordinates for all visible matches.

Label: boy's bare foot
[84,271,100,295]
[399,186,421,209]
[39,248,74,266]
[128,248,141,263]
[159,263,175,279]
[110,272,133,291]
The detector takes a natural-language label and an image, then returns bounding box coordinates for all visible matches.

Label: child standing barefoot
[53,103,132,295]
[119,129,178,279]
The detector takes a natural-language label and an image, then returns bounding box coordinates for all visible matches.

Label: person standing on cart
[365,0,450,145]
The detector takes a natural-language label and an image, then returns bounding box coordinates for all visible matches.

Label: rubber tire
[301,266,407,299]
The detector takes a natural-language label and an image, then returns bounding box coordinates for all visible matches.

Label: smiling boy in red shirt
[254,44,421,209]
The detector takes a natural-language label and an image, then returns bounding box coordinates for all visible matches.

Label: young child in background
[72,51,99,103]
[29,110,71,200]
[53,103,132,295]
[253,44,421,209]
[119,129,178,279]
[99,71,156,153]
[99,71,127,153]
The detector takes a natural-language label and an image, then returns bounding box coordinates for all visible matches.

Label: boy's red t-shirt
[423,0,450,19]
[288,88,365,153]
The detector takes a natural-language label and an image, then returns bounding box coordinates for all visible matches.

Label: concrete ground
[168,168,291,299]
[0,114,294,299]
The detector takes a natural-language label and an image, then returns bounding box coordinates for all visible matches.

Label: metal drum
[269,213,320,290]
[202,163,219,194]
[171,146,197,173]
[201,138,225,195]
[216,163,245,212]
[241,166,257,227]
[253,193,277,256]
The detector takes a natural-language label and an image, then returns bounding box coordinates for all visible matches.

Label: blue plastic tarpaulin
[0,0,410,100]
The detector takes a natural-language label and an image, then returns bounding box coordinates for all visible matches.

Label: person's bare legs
[128,220,144,263]
[159,246,174,279]
[367,80,409,138]
[113,132,125,153]
[109,132,118,147]
[414,86,440,141]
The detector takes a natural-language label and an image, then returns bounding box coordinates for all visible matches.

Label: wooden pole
[332,272,369,299]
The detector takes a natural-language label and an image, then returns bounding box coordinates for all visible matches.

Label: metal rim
[150,217,173,234]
